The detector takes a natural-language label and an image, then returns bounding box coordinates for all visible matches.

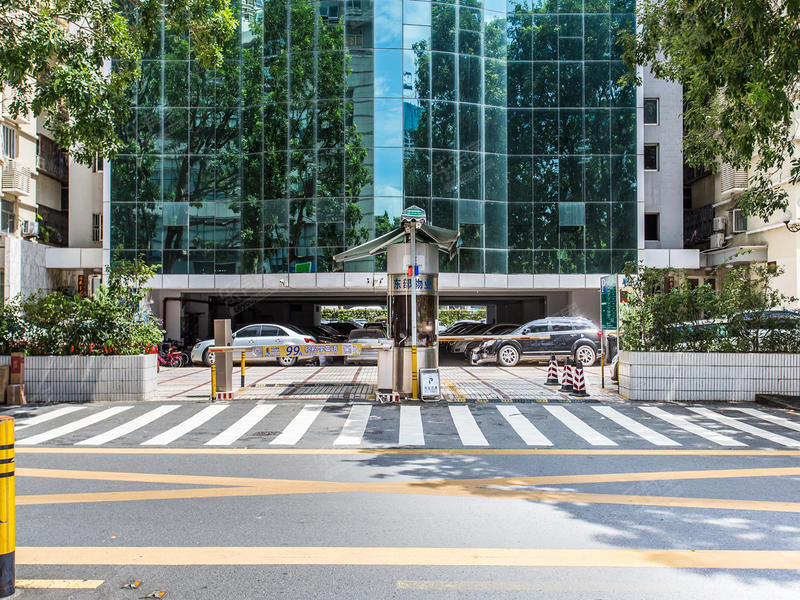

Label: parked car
[471,317,602,367]
[459,323,519,360]
[191,323,319,367]
[306,325,347,343]
[344,327,390,365]
[443,322,487,353]
[439,319,482,334]
[325,321,359,336]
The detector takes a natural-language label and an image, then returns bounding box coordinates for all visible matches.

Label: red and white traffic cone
[545,354,559,386]
[571,362,588,397]
[559,357,574,393]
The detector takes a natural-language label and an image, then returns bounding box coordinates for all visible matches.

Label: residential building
[684,147,800,304]
[106,0,697,341]
[0,88,105,301]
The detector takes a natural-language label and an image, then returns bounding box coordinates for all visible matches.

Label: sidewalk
[156,364,623,403]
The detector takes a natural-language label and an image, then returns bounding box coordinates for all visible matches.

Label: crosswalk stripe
[334,404,372,446]
[448,406,489,446]
[399,406,425,446]
[17,407,133,445]
[13,406,85,430]
[688,407,800,448]
[544,406,617,446]
[77,405,181,446]
[496,406,552,446]
[731,408,800,434]
[593,406,680,447]
[205,404,276,446]
[141,405,228,446]
[640,406,746,446]
[270,405,324,446]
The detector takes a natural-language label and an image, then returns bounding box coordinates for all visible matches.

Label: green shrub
[619,261,800,353]
[0,255,164,356]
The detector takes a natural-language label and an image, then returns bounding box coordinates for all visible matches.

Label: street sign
[401,205,426,223]
[600,275,618,331]
[216,343,365,359]
[420,368,440,400]
[261,343,363,358]
[294,261,313,273]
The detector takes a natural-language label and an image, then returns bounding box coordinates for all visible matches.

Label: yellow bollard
[0,416,15,598]
[411,345,418,399]
[210,362,217,401]
[240,351,246,389]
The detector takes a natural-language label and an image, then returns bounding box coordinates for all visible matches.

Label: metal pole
[210,362,217,402]
[410,225,418,399]
[601,336,605,389]
[0,416,15,598]
[240,351,246,389]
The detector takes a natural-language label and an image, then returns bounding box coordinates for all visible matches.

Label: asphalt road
[6,400,800,599]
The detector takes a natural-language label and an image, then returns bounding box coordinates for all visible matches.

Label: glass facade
[111,0,638,276]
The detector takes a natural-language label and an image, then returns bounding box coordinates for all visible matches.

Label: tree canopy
[623,0,800,220]
[0,0,236,164]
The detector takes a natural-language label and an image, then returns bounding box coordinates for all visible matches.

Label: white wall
[68,159,103,248]
[642,68,684,250]
[2,235,56,297]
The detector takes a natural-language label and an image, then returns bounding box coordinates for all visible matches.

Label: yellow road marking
[444,380,465,402]
[15,547,800,569]
[14,466,800,512]
[15,579,104,589]
[15,447,800,456]
[397,580,674,592]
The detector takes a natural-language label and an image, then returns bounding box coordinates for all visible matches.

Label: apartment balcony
[37,136,69,183]
[1,162,32,196]
[719,163,748,199]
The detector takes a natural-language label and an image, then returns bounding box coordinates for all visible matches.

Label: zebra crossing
[6,402,800,449]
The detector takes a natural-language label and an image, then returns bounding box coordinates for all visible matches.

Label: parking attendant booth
[334,207,460,398]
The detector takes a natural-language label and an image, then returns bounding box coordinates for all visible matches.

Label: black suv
[471,317,604,367]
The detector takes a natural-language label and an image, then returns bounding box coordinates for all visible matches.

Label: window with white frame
[644,98,659,125]
[644,143,659,171]
[1,125,16,159]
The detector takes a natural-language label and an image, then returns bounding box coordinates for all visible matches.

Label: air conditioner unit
[730,209,747,233]
[712,216,727,232]
[21,220,38,237]
[710,233,725,249]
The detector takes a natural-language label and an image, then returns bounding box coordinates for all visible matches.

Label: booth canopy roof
[333,224,461,263]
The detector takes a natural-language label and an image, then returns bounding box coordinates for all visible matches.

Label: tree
[0,0,236,164]
[623,0,800,220]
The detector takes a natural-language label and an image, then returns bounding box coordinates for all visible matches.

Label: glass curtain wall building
[110,0,638,277]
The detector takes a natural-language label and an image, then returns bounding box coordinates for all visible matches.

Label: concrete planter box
[0,354,157,403]
[618,351,800,402]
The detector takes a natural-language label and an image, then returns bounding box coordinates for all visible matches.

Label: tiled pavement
[156,364,623,403]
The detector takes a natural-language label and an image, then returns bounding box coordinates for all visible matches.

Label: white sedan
[190,323,319,367]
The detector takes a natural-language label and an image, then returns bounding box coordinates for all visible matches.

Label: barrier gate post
[0,416,15,598]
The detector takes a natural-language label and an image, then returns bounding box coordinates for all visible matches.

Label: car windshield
[349,328,385,339]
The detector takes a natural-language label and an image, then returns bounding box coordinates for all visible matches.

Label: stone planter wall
[618,351,800,401]
[0,354,157,403]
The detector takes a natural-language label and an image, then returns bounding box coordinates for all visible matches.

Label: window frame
[644,143,659,171]
[643,98,659,125]
[1,124,17,159]
[644,212,660,241]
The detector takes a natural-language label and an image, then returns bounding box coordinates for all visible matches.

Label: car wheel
[277,355,298,367]
[496,344,520,367]
[202,348,215,367]
[574,344,596,367]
